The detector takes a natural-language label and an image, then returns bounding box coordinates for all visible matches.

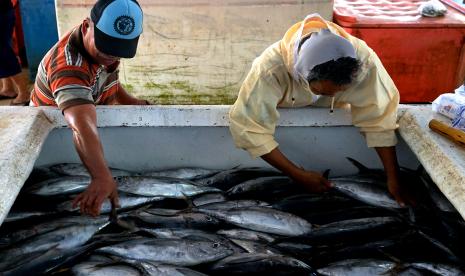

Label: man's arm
[115,83,149,105]
[374,146,414,207]
[262,148,332,193]
[64,104,119,216]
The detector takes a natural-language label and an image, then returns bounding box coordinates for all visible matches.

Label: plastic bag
[455,84,465,97]
[419,0,447,17]
[452,116,465,131]
[432,93,465,119]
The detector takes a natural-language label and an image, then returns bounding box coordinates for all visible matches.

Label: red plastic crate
[333,0,465,103]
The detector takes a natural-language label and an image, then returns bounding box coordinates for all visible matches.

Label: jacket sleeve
[343,51,399,148]
[229,62,285,158]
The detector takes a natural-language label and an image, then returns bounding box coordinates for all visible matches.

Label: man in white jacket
[229,14,412,206]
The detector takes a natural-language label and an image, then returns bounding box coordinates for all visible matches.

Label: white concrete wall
[34,106,419,174]
[0,105,426,225]
[55,0,334,104]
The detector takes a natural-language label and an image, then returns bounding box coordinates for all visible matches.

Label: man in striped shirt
[31,0,147,216]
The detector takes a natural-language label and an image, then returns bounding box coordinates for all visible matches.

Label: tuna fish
[192,192,227,207]
[57,193,161,214]
[72,260,208,276]
[72,261,143,276]
[217,229,276,243]
[281,217,404,246]
[0,217,110,270]
[229,239,281,255]
[132,209,221,230]
[0,216,108,247]
[196,200,270,211]
[226,176,301,201]
[25,176,90,196]
[409,262,465,276]
[96,238,234,266]
[331,179,404,209]
[195,167,283,190]
[140,167,219,180]
[49,163,133,177]
[115,176,220,198]
[3,210,54,223]
[317,259,397,276]
[200,206,312,236]
[209,253,314,275]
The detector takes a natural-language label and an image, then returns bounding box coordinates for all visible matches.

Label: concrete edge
[398,110,465,220]
[39,104,417,128]
[0,110,55,225]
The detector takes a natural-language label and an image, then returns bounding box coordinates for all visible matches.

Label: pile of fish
[1,158,465,275]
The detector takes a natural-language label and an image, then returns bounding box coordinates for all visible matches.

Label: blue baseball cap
[91,0,143,58]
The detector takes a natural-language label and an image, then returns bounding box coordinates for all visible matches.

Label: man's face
[309,80,349,97]
[82,19,120,67]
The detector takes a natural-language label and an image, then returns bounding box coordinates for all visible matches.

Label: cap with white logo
[91,0,143,58]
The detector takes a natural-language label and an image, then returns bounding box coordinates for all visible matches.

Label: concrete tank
[4,105,465,225]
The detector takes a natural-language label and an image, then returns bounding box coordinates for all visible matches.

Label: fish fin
[322,169,331,179]
[416,230,461,263]
[109,204,118,224]
[180,191,195,210]
[346,157,371,173]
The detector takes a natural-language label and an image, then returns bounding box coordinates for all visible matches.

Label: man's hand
[387,177,415,208]
[374,146,416,207]
[290,168,333,193]
[261,148,332,194]
[135,99,150,105]
[116,83,150,105]
[72,176,119,217]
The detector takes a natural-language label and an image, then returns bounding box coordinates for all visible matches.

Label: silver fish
[0,216,107,247]
[73,260,208,276]
[58,194,161,214]
[210,253,312,274]
[133,210,221,230]
[201,207,312,236]
[226,176,299,200]
[304,217,403,242]
[195,167,282,190]
[192,192,226,207]
[409,262,465,276]
[197,200,269,211]
[25,176,90,196]
[4,210,54,223]
[138,262,208,276]
[139,228,244,254]
[317,259,397,276]
[140,228,225,241]
[115,176,220,198]
[96,238,234,266]
[49,163,133,177]
[72,261,142,276]
[217,229,276,243]
[140,167,218,180]
[0,217,109,269]
[332,180,404,209]
[229,239,281,255]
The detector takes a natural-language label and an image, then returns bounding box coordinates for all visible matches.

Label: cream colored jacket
[229,14,400,158]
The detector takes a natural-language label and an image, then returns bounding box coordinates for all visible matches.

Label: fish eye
[212,242,220,248]
[206,216,213,222]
